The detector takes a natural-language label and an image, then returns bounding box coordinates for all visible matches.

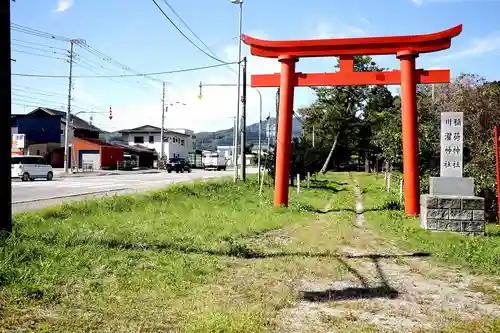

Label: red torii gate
[243,25,462,216]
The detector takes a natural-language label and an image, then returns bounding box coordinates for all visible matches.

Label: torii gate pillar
[243,25,462,216]
[398,50,419,216]
[275,55,298,206]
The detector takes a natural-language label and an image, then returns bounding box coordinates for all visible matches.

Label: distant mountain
[195,117,302,150]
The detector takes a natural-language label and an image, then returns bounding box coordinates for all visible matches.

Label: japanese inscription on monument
[440,112,463,178]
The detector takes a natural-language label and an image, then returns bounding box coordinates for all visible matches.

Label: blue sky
[10,0,500,132]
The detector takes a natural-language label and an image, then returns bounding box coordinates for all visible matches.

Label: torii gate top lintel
[242,24,462,58]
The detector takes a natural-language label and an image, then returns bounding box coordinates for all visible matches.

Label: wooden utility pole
[1,0,11,235]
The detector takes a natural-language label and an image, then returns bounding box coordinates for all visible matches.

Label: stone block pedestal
[420,194,485,235]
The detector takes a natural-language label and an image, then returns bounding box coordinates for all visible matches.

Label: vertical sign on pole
[440,112,464,178]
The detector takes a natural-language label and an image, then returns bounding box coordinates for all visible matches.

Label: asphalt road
[12,168,257,213]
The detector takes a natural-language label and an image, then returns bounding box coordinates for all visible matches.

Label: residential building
[28,107,102,145]
[11,113,62,158]
[118,125,196,159]
[72,138,124,170]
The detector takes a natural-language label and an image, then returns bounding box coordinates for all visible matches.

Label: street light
[161,101,186,159]
[231,0,243,184]
[198,82,263,184]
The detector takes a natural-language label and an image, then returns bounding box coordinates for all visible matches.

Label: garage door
[80,150,101,170]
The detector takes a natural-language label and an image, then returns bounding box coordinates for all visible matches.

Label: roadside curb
[56,170,161,178]
[12,188,131,204]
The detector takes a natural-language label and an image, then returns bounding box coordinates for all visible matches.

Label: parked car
[11,155,54,181]
[166,158,191,173]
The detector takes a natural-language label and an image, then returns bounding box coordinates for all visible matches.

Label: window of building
[149,135,155,144]
[181,139,185,146]
[134,136,144,144]
[60,129,64,135]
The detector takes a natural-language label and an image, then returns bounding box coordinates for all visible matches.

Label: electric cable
[12,62,238,78]
[150,0,234,65]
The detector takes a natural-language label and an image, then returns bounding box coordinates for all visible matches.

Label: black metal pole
[1,0,12,236]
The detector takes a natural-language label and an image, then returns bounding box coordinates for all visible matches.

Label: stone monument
[420,112,485,235]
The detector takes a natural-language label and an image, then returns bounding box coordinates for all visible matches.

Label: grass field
[1,173,500,332]
[353,172,500,276]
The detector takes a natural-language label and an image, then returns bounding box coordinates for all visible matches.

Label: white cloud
[411,0,424,5]
[55,0,73,12]
[434,32,500,62]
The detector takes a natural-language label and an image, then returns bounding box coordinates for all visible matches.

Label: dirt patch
[273,183,500,332]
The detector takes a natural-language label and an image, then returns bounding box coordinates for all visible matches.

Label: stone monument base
[429,176,475,196]
[420,194,485,236]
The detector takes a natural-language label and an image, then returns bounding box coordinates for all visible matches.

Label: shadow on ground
[21,232,430,302]
[298,256,401,302]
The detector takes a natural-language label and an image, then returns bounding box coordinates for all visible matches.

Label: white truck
[202,152,227,171]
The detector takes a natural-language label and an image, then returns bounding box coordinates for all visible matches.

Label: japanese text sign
[440,112,463,177]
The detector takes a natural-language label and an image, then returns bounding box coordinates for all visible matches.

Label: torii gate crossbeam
[243,25,462,216]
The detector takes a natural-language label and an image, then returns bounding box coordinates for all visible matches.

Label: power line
[150,0,233,65]
[11,38,68,51]
[76,42,163,86]
[12,62,237,78]
[10,23,70,42]
[11,48,67,61]
[11,23,162,89]
[11,43,67,56]
[160,0,237,76]
[12,85,68,97]
[12,87,68,98]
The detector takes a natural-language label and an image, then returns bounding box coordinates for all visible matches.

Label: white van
[11,155,54,181]
[202,152,227,171]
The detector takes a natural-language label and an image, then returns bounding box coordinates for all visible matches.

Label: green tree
[300,56,385,173]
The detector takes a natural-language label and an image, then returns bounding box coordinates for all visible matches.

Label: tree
[300,56,385,173]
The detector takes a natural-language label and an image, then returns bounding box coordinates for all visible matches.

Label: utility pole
[1,0,12,235]
[240,57,247,181]
[64,39,82,173]
[161,82,166,159]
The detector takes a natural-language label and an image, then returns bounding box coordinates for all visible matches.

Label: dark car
[167,158,191,173]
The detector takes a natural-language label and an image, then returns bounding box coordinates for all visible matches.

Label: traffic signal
[109,107,113,120]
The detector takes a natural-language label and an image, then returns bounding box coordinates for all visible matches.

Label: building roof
[112,142,158,154]
[28,107,103,132]
[75,137,121,148]
[118,125,161,133]
[118,125,190,136]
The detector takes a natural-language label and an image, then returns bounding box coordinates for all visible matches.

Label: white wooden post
[307,172,310,188]
[399,179,403,205]
[387,173,391,192]
[297,174,300,194]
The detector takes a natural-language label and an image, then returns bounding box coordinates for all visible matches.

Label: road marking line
[90,184,126,189]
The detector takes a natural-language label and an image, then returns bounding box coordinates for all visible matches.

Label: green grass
[1,176,353,332]
[3,172,500,332]
[353,172,500,277]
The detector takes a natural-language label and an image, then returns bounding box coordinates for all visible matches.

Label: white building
[119,125,196,159]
